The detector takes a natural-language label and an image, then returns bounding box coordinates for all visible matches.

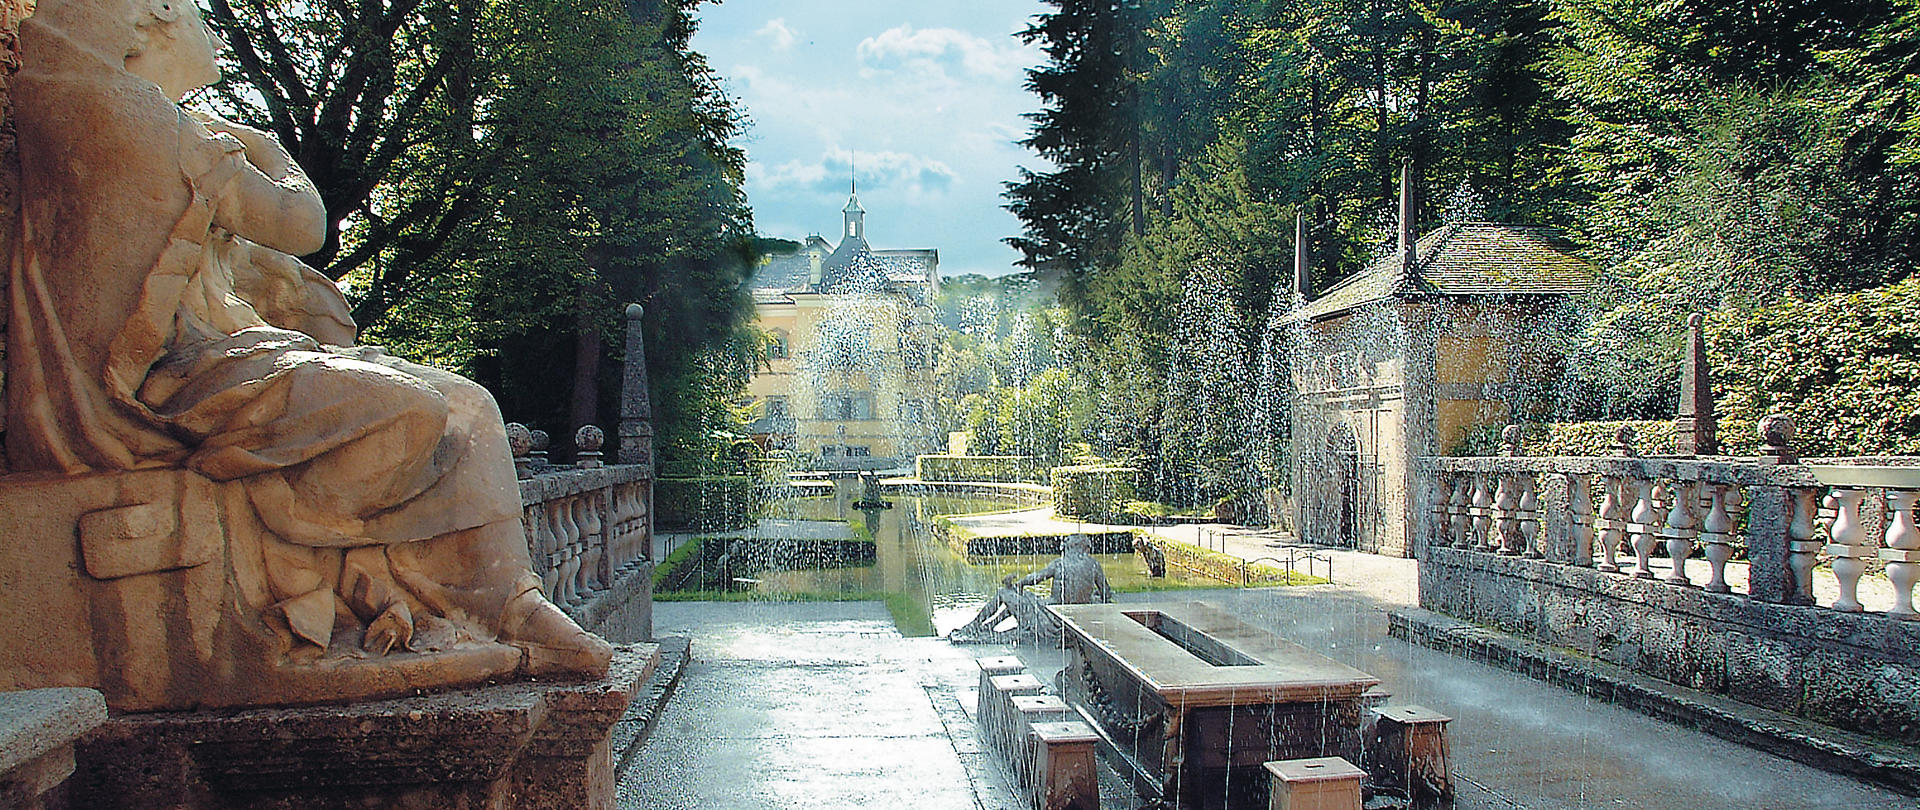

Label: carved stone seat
[0,468,524,711]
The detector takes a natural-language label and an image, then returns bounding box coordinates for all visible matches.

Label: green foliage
[1711,278,1920,456]
[914,456,1044,483]
[1465,420,1680,457]
[206,0,759,463]
[1051,466,1139,521]
[961,368,1098,467]
[1004,0,1920,469]
[655,476,761,531]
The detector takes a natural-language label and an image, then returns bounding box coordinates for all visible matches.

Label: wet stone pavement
[618,601,1028,810]
[621,592,1915,809]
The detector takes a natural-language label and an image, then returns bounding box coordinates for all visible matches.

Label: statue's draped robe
[9,16,523,647]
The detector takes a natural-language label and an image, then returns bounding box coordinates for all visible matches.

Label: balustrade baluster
[1883,489,1920,619]
[538,503,564,601]
[581,495,607,594]
[553,501,579,605]
[1787,489,1820,605]
[1471,474,1495,552]
[609,485,635,571]
[1629,479,1660,579]
[567,497,594,598]
[1699,484,1737,593]
[1825,488,1871,612]
[1568,473,1595,567]
[1518,473,1542,559]
[1449,475,1472,549]
[1661,480,1700,586]
[1494,472,1521,555]
[1597,476,1626,573]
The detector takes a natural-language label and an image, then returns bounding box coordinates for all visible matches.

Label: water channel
[665,492,1238,637]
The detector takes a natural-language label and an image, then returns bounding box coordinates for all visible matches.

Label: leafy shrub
[914,455,1044,482]
[1710,277,1920,456]
[1052,466,1137,521]
[656,476,760,530]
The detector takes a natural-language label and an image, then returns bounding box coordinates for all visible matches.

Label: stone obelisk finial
[618,304,654,469]
[1675,312,1718,456]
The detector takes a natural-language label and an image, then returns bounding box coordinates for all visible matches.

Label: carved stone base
[70,644,656,809]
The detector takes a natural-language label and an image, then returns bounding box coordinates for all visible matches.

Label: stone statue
[1,0,609,710]
[951,534,1112,645]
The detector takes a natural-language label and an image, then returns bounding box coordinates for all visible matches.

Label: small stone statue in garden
[1134,534,1166,577]
[950,534,1112,645]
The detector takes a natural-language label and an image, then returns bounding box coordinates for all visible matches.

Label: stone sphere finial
[1759,413,1796,463]
[1612,424,1639,457]
[575,424,605,452]
[529,429,551,453]
[1501,424,1523,456]
[1688,312,1704,328]
[505,423,533,457]
[625,303,644,320]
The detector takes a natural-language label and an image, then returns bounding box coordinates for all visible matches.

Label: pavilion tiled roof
[1290,222,1596,322]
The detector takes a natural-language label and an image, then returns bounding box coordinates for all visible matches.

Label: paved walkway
[619,602,1026,810]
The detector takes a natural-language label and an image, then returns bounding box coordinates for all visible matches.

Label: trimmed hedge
[656,476,760,531]
[1534,420,1678,456]
[1710,276,1920,456]
[915,454,1044,483]
[1051,465,1137,521]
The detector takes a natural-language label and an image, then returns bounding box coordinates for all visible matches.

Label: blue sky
[692,0,1050,278]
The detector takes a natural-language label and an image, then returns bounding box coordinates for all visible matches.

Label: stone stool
[1008,694,1076,787]
[1364,704,1452,807]
[983,673,1046,755]
[1029,720,1099,810]
[975,656,1025,702]
[0,688,107,810]
[1265,757,1364,810]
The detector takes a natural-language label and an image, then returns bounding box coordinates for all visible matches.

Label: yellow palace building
[745,183,941,470]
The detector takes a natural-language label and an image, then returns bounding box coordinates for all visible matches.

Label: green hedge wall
[1051,466,1137,521]
[915,455,1044,483]
[1710,277,1920,456]
[1534,420,1678,456]
[656,476,760,531]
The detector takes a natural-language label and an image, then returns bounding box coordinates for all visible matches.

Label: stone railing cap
[0,687,107,773]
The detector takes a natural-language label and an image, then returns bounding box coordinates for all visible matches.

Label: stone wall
[1419,547,1920,745]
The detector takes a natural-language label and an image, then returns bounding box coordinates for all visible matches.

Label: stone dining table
[1050,600,1380,810]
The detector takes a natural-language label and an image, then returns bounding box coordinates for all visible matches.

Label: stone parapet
[71,644,658,809]
[1418,547,1920,746]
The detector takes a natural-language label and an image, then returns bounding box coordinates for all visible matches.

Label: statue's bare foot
[503,591,612,676]
[363,602,414,656]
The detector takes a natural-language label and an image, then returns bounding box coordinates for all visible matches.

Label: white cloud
[856,25,1034,81]
[752,149,960,198]
[756,18,797,52]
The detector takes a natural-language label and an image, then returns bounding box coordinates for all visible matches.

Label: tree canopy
[204,0,760,459]
[1003,0,1920,489]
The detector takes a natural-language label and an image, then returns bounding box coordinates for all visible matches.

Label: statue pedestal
[71,644,657,809]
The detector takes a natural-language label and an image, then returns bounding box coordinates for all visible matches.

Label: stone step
[612,635,691,775]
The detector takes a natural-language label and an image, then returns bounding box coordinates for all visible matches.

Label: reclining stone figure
[951,533,1113,645]
[0,0,609,709]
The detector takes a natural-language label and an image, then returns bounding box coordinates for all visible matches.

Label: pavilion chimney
[1675,312,1719,456]
[1293,211,1311,302]
[1398,157,1415,280]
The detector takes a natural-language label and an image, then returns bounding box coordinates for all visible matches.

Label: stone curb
[1388,607,1920,796]
[611,635,690,775]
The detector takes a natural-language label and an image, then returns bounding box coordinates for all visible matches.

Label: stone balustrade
[1426,422,1920,617]
[512,423,653,610]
